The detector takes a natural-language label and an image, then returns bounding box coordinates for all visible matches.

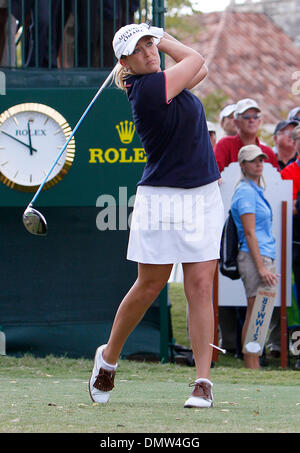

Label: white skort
[127,181,224,264]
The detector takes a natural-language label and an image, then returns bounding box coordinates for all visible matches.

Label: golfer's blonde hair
[113,61,133,92]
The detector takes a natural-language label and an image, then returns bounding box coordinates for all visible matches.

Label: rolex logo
[116,120,135,144]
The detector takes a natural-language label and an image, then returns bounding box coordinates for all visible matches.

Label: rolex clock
[0,103,75,192]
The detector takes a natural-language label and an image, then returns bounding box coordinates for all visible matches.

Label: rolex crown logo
[116,120,135,144]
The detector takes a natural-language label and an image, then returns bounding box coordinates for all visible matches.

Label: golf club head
[23,205,48,236]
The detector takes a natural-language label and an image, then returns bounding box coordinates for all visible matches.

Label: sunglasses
[278,130,293,137]
[240,113,261,120]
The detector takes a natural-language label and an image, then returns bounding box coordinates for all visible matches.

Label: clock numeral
[30,174,32,183]
[1,161,8,166]
[14,170,19,179]
[13,117,19,126]
[44,117,49,126]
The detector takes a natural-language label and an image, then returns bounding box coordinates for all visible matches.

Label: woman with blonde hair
[89,23,224,408]
[231,144,278,369]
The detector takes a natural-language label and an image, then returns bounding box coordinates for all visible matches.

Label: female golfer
[89,23,224,408]
[231,145,278,369]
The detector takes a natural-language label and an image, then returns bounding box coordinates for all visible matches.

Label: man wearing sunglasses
[273,120,299,171]
[214,98,279,172]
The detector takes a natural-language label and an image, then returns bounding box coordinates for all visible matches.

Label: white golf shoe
[89,344,117,404]
[184,378,213,408]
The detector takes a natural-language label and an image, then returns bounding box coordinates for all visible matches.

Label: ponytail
[113,61,133,92]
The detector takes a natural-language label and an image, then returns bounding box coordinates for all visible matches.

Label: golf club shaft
[28,64,118,208]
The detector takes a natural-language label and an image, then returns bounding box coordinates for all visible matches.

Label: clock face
[0,103,75,192]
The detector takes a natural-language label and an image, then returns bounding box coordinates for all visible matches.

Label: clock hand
[27,121,33,156]
[1,130,38,153]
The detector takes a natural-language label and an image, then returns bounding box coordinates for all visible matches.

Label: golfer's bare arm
[157,32,207,101]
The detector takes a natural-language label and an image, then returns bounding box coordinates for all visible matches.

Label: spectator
[11,0,62,68]
[0,0,17,67]
[219,104,237,137]
[265,119,299,358]
[207,121,217,148]
[281,125,300,212]
[231,145,278,369]
[214,98,279,173]
[287,107,300,122]
[0,3,7,64]
[273,120,299,170]
[281,125,300,370]
[75,0,140,67]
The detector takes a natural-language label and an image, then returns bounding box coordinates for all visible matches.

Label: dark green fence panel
[0,0,170,361]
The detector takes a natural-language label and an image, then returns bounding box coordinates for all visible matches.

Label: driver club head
[23,205,48,236]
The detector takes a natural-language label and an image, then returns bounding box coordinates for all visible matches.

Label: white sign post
[218,162,292,308]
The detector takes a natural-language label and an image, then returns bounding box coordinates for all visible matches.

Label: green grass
[0,354,300,433]
[169,282,189,347]
[0,282,299,433]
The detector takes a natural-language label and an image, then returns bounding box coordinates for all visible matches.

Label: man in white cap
[214,98,278,173]
[219,104,237,137]
[287,107,300,123]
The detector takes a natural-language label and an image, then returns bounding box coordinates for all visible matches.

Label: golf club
[22,64,118,236]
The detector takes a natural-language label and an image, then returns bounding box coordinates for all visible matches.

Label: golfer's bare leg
[182,260,217,379]
[103,263,173,365]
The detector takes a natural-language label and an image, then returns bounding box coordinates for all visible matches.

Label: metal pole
[281,201,287,369]
[48,0,52,69]
[213,266,219,362]
[35,0,38,68]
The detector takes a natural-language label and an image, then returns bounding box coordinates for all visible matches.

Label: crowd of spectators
[208,101,300,370]
[0,0,140,68]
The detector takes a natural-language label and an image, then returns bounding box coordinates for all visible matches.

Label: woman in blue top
[231,144,278,369]
[89,23,224,408]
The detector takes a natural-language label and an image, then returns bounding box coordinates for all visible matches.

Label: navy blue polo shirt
[126,71,220,188]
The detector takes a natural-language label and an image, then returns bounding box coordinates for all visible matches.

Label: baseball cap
[287,107,300,121]
[238,144,267,163]
[234,98,260,118]
[219,104,236,121]
[113,23,164,60]
[274,119,299,135]
[207,121,216,132]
